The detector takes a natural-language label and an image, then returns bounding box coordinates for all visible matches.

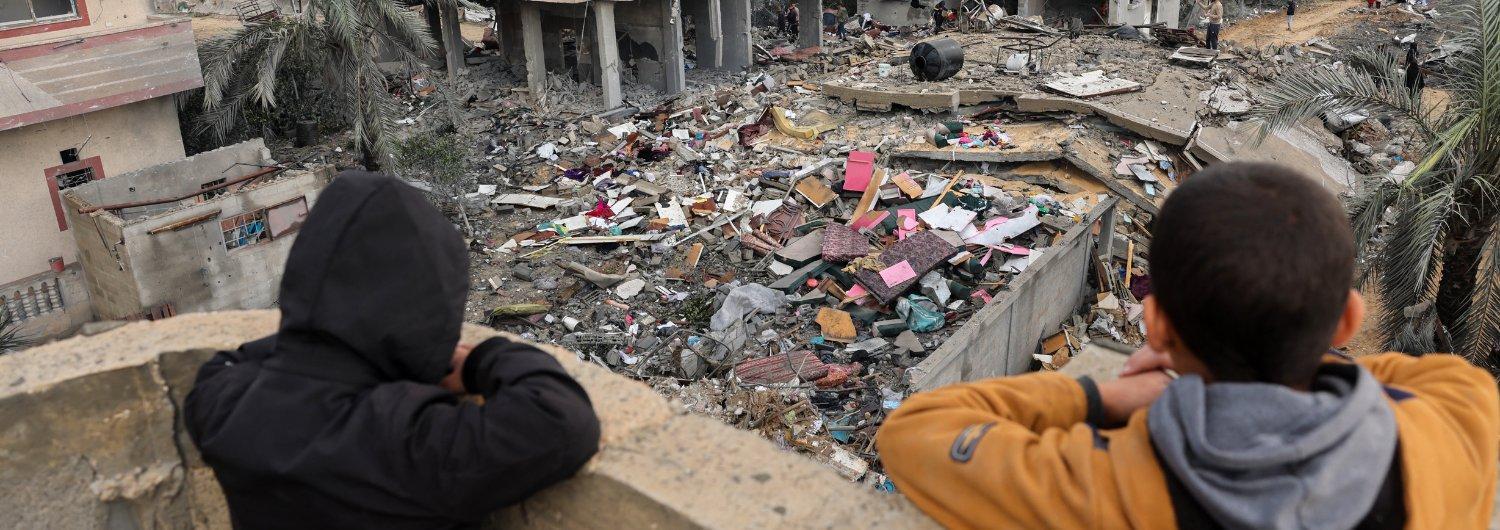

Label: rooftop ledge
[0,310,938,529]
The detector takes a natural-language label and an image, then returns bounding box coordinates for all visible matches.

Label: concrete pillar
[659,0,687,95]
[593,0,624,109]
[1107,0,1151,26]
[706,0,724,68]
[797,0,821,48]
[1156,0,1181,28]
[520,3,547,97]
[721,0,752,71]
[683,0,718,68]
[498,2,524,64]
[1018,0,1046,17]
[438,1,465,79]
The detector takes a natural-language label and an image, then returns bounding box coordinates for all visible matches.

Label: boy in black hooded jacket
[185,171,599,529]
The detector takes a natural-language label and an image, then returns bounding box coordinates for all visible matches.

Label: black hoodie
[185,171,600,529]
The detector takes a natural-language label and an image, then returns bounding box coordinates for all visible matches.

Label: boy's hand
[1097,371,1173,425]
[439,344,475,394]
[1120,344,1174,376]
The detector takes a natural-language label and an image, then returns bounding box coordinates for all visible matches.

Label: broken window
[221,210,270,251]
[0,0,79,27]
[199,179,227,202]
[44,156,102,231]
[265,197,309,238]
[55,166,94,190]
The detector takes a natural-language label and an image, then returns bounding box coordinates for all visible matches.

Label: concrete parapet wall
[910,198,1115,390]
[0,311,939,529]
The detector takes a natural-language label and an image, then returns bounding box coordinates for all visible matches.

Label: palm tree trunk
[1435,216,1490,354]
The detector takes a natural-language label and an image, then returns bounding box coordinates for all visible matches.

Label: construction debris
[255,0,1428,484]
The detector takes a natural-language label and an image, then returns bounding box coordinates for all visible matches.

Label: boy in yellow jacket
[877,162,1499,529]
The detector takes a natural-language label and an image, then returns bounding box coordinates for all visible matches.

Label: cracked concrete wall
[0,311,939,529]
[911,198,1115,390]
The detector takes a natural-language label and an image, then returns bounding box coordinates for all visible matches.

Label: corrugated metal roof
[0,20,202,131]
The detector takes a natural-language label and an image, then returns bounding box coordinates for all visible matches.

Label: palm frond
[1455,218,1500,366]
[0,312,30,355]
[1377,185,1454,352]
[1249,49,1436,143]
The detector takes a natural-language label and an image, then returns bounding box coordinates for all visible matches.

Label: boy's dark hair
[1149,162,1354,386]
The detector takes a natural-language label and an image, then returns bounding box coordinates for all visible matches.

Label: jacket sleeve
[1358,353,1500,468]
[1359,352,1499,435]
[396,336,601,520]
[875,372,1110,529]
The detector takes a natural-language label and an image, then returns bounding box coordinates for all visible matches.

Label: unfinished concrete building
[62,140,331,322]
[0,0,202,338]
[492,0,753,109]
[856,0,1181,29]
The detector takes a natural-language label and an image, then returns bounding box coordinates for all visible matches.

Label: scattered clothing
[185,172,600,530]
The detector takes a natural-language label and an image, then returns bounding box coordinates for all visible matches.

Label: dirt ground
[1221,0,1360,48]
[1346,287,1387,357]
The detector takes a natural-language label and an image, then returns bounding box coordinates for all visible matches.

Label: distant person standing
[823,6,844,38]
[781,2,799,37]
[1286,0,1296,30]
[1199,0,1224,50]
[1405,42,1425,93]
[1367,0,1382,9]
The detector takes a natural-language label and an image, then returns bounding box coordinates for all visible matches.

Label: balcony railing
[0,274,65,324]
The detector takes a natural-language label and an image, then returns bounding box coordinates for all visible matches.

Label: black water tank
[910,38,964,81]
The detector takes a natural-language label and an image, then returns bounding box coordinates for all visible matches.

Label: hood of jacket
[1148,363,1397,530]
[267,171,469,386]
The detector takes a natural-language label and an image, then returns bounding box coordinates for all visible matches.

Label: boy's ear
[1330,289,1366,348]
[1143,295,1177,354]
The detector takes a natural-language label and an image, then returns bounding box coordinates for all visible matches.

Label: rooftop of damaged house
[2,0,1489,525]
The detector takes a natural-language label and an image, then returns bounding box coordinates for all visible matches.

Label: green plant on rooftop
[1249,0,1498,370]
[195,0,462,168]
[0,313,29,356]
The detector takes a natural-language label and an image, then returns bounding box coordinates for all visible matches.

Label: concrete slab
[822,83,960,113]
[1193,120,1359,193]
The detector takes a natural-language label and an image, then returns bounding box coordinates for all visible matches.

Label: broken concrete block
[774,229,825,267]
[894,331,924,353]
[874,319,909,337]
[768,260,829,292]
[616,279,647,299]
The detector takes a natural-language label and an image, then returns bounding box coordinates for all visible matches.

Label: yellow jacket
[876,353,1498,529]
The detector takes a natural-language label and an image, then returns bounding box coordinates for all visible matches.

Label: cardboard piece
[878,260,918,287]
[795,178,838,207]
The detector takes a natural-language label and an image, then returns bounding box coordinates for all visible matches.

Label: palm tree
[0,313,29,355]
[196,0,450,168]
[1248,2,1498,369]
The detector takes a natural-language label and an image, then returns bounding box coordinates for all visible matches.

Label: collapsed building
[489,0,754,108]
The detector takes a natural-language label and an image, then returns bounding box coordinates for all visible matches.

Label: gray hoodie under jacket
[1148,365,1398,530]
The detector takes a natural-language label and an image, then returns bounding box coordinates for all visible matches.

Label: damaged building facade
[492,0,753,108]
[62,140,329,322]
[0,0,202,338]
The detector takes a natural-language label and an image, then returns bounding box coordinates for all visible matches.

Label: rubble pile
[254,0,1448,486]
